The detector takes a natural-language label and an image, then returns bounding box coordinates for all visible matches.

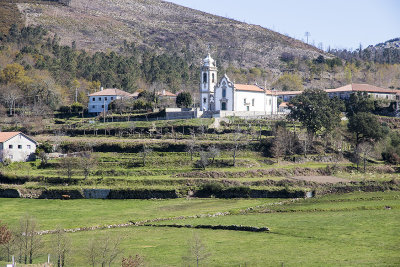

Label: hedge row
[142,224,270,232]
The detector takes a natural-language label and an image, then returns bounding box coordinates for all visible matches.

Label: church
[199,54,278,115]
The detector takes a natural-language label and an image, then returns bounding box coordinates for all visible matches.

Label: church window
[203,97,207,104]
[221,102,227,110]
[252,99,255,106]
[222,89,226,98]
[203,73,207,84]
[212,73,215,83]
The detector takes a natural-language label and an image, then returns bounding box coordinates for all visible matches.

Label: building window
[244,98,247,105]
[27,145,31,149]
[203,73,207,84]
[101,105,104,108]
[252,99,255,106]
[212,73,215,83]
[9,145,13,149]
[9,155,13,159]
[111,97,114,100]
[222,89,226,98]
[105,97,108,101]
[98,97,102,101]
[247,106,250,111]
[203,98,207,104]
[92,97,95,101]
[269,99,272,105]
[18,145,22,149]
[92,105,96,109]
[221,102,227,110]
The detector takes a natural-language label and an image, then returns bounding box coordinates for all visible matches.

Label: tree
[16,214,42,264]
[87,235,123,267]
[186,134,197,161]
[139,145,152,167]
[348,112,386,170]
[0,63,26,84]
[289,89,343,137]
[345,92,375,117]
[52,227,71,267]
[272,74,303,91]
[271,126,287,163]
[59,156,77,179]
[79,151,97,179]
[182,233,211,267]
[176,92,192,108]
[348,112,386,148]
[232,126,242,166]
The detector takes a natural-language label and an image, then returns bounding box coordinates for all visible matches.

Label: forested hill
[13,0,324,69]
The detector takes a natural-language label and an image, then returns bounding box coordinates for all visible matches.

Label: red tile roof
[0,132,20,143]
[89,88,131,97]
[157,90,177,97]
[326,83,400,94]
[235,84,265,92]
[276,90,303,95]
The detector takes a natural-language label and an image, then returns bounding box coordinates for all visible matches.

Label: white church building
[199,54,278,116]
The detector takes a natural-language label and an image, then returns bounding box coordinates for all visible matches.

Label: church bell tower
[200,54,217,111]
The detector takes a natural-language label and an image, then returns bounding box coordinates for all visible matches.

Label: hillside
[14,0,324,70]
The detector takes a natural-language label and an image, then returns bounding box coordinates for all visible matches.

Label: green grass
[0,198,279,230]
[2,192,398,266]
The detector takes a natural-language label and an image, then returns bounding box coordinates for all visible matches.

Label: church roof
[89,88,131,97]
[235,84,265,92]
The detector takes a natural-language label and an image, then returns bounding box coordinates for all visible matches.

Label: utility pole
[305,32,310,44]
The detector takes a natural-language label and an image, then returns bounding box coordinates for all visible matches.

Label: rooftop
[89,88,132,97]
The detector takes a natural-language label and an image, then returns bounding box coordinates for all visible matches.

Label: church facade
[199,54,278,114]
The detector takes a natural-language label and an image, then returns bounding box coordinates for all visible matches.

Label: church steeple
[200,54,218,111]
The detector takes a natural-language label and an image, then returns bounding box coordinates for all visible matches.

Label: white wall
[214,77,234,111]
[0,134,37,162]
[234,91,266,112]
[88,95,123,114]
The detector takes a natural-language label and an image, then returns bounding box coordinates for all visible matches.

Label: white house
[0,132,37,162]
[199,54,278,115]
[88,88,132,114]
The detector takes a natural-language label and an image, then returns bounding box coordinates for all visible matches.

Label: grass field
[1,191,399,266]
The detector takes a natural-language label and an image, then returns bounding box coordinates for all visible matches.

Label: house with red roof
[88,88,134,115]
[277,83,400,102]
[0,132,37,162]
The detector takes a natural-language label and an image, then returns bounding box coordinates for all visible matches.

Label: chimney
[100,87,104,91]
[162,89,166,95]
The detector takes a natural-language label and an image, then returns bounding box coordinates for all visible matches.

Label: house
[157,89,177,99]
[88,88,133,114]
[277,83,400,102]
[199,54,278,115]
[0,132,37,162]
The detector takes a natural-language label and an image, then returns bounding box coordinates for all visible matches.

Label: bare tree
[0,84,21,116]
[79,151,97,179]
[59,156,77,179]
[87,238,99,267]
[271,126,289,163]
[87,235,123,267]
[16,214,42,264]
[357,142,374,173]
[139,145,152,167]
[208,146,220,165]
[232,126,242,167]
[52,227,71,267]
[182,233,211,267]
[196,151,209,170]
[186,134,197,161]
